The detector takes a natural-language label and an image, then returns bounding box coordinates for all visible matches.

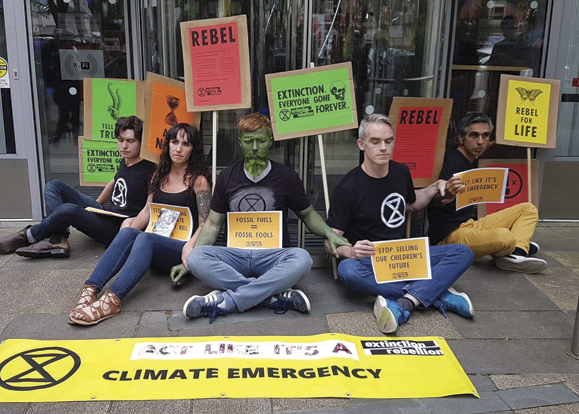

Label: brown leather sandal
[69,290,122,326]
[68,285,98,324]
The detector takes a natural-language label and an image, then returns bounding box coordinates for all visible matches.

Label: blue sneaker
[432,288,474,318]
[183,290,227,323]
[268,289,311,314]
[373,296,410,334]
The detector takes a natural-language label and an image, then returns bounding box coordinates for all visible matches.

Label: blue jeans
[30,180,122,245]
[338,244,474,307]
[186,247,313,313]
[85,227,185,300]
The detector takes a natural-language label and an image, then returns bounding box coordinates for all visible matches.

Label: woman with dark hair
[68,123,211,325]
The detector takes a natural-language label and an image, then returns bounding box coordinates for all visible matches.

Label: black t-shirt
[107,159,156,217]
[211,160,311,247]
[327,162,416,244]
[427,148,478,244]
[153,189,199,233]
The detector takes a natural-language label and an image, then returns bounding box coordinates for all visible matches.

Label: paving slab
[25,401,110,413]
[134,311,173,337]
[492,374,568,390]
[497,383,579,410]
[0,404,29,414]
[344,399,430,413]
[449,339,579,375]
[532,227,579,253]
[0,270,50,314]
[0,313,14,336]
[190,398,271,414]
[0,313,140,341]
[469,374,499,392]
[515,402,579,413]
[326,311,384,337]
[272,398,348,413]
[394,310,464,339]
[109,399,190,413]
[525,268,579,312]
[422,391,509,414]
[450,311,574,339]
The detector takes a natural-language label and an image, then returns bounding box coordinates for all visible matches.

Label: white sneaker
[495,254,547,274]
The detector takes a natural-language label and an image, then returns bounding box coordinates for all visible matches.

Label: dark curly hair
[149,123,211,195]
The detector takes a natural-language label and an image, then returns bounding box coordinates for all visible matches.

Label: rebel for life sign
[454,168,508,211]
[389,97,453,187]
[145,203,193,241]
[180,15,251,111]
[142,72,201,163]
[0,335,476,402]
[83,78,145,141]
[371,237,431,284]
[266,62,358,140]
[227,211,283,249]
[496,75,560,148]
[78,137,122,187]
[478,159,539,217]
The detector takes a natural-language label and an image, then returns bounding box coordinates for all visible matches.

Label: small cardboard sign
[145,203,193,241]
[389,97,453,187]
[371,237,431,284]
[478,159,539,217]
[142,72,201,163]
[454,168,508,210]
[266,62,358,140]
[0,57,10,88]
[78,136,122,187]
[83,78,145,141]
[180,15,251,111]
[227,211,283,249]
[496,75,560,148]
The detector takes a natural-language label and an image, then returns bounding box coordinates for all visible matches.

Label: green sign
[80,138,122,185]
[91,79,137,141]
[266,63,357,140]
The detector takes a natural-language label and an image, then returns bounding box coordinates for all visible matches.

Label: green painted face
[239,127,272,179]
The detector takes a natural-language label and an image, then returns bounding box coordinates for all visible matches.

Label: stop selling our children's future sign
[371,237,431,284]
[266,62,358,140]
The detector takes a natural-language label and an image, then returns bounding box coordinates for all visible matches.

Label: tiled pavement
[0,223,578,413]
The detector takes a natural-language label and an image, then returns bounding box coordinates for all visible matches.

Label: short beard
[244,155,268,179]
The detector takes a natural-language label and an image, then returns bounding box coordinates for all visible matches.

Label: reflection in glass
[0,0,15,154]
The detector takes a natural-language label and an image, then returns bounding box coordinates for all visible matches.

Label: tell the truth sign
[266,63,358,140]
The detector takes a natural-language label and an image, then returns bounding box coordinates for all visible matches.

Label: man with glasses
[428,112,546,273]
[172,112,349,322]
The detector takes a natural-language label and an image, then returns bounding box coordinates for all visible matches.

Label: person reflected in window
[488,16,530,68]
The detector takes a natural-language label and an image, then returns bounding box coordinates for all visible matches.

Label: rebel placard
[389,97,453,187]
[496,75,560,148]
[478,159,539,217]
[78,137,122,187]
[266,63,358,140]
[142,72,201,163]
[454,168,508,210]
[83,78,145,142]
[227,211,283,249]
[180,15,251,111]
[145,203,193,241]
[371,237,431,284]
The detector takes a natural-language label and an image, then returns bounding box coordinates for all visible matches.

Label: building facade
[1,1,578,252]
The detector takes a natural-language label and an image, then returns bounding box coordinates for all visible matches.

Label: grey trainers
[268,289,311,313]
[495,254,547,274]
[183,290,227,323]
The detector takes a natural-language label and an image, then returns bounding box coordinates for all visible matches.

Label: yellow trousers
[437,202,538,259]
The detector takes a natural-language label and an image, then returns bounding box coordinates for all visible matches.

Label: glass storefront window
[450,0,549,158]
[29,0,129,188]
[0,0,16,154]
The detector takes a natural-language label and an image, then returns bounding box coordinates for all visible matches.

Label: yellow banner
[0,335,477,402]
[145,203,193,241]
[227,211,283,249]
[455,168,508,210]
[504,79,551,145]
[371,237,431,283]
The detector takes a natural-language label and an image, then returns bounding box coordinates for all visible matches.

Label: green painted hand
[327,231,351,258]
[170,264,189,286]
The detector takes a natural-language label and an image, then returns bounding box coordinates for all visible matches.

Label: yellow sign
[145,203,193,241]
[227,211,283,249]
[503,79,551,145]
[371,237,431,284]
[0,335,477,402]
[454,168,508,210]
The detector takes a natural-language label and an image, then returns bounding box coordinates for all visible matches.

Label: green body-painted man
[171,112,349,322]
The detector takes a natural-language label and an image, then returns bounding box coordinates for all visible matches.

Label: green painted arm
[296,206,351,257]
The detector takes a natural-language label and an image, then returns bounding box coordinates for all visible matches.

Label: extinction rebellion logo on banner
[361,339,444,356]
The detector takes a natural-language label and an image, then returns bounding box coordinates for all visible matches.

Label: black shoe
[0,226,31,254]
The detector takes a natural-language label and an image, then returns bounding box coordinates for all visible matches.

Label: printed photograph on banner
[454,168,508,211]
[371,237,431,284]
[145,203,192,241]
[0,335,477,402]
[496,75,560,149]
[266,62,358,140]
[90,79,138,141]
[142,73,201,163]
[389,97,453,187]
[78,137,122,187]
[478,159,539,217]
[180,15,251,111]
[227,211,283,249]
